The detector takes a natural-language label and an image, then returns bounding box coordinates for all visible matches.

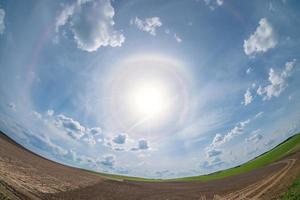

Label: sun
[105,54,190,131]
[128,81,171,119]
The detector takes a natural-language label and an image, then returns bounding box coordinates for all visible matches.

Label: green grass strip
[90,133,300,182]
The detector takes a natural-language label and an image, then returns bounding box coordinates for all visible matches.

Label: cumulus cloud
[212,118,250,147]
[200,157,225,171]
[131,139,149,151]
[33,110,103,145]
[206,149,223,157]
[203,0,224,10]
[0,8,5,35]
[242,88,253,106]
[55,0,125,52]
[88,127,102,136]
[244,18,277,56]
[100,155,115,167]
[112,134,127,144]
[131,17,162,36]
[257,59,296,100]
[138,139,149,150]
[208,112,263,158]
[82,135,96,145]
[55,114,86,139]
[7,103,16,111]
[212,134,223,145]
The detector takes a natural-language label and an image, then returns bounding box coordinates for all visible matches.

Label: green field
[93,133,300,182]
[280,173,300,200]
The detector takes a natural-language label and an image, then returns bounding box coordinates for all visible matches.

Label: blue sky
[0,0,300,178]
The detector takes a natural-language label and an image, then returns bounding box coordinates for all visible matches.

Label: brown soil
[1,131,300,200]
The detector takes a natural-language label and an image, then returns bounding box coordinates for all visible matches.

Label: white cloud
[212,134,223,144]
[112,134,127,144]
[47,109,54,116]
[242,88,253,106]
[82,135,96,145]
[41,111,103,144]
[174,33,182,43]
[88,127,102,136]
[204,0,224,10]
[55,114,86,139]
[100,155,115,167]
[0,8,5,35]
[212,118,251,147]
[138,139,149,150]
[21,128,68,157]
[208,112,263,156]
[223,119,250,142]
[131,139,149,151]
[200,157,225,171]
[32,111,42,119]
[264,139,275,147]
[206,149,222,157]
[257,59,296,100]
[45,138,69,156]
[131,17,162,36]
[269,2,275,12]
[255,111,264,118]
[243,18,277,56]
[55,0,125,52]
[246,67,252,74]
[217,0,224,5]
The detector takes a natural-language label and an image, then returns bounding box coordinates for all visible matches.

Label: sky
[0,0,300,179]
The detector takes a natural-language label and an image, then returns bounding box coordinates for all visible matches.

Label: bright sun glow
[128,82,170,119]
[108,54,188,130]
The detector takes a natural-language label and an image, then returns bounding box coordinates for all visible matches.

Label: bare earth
[1,132,300,200]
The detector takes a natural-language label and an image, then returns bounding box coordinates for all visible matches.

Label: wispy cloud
[131,17,162,36]
[242,88,253,106]
[0,7,5,35]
